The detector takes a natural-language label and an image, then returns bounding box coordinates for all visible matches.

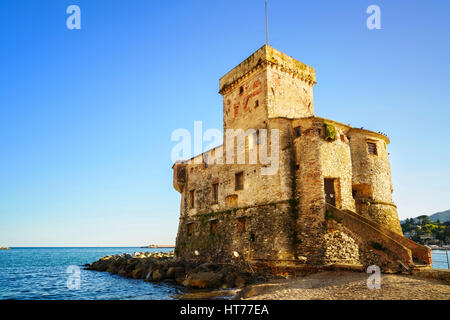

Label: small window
[239,86,244,94]
[353,184,373,198]
[203,154,208,168]
[187,223,194,236]
[235,172,244,191]
[255,100,259,107]
[236,217,246,233]
[189,190,195,209]
[294,126,301,138]
[212,183,219,204]
[210,220,218,235]
[367,142,377,155]
[295,164,300,170]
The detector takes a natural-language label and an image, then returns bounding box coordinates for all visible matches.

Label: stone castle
[172,45,432,273]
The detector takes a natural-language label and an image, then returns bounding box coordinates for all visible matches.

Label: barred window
[235,172,244,191]
[212,183,219,203]
[189,190,195,208]
[367,142,377,155]
[187,223,194,236]
[203,154,208,168]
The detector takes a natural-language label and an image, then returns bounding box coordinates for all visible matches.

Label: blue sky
[0,0,449,246]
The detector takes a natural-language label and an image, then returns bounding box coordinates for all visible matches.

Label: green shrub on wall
[324,123,337,141]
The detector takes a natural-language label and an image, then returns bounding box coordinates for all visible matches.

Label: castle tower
[218,44,317,210]
[219,45,316,134]
[348,130,403,234]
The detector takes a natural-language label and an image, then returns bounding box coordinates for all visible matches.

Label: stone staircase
[325,204,432,271]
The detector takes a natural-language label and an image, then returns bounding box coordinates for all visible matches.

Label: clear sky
[1,0,449,247]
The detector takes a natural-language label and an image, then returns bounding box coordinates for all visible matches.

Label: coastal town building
[172,45,432,272]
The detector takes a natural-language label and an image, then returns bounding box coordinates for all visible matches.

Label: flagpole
[265,0,269,45]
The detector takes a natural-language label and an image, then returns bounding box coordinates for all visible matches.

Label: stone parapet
[219,45,316,94]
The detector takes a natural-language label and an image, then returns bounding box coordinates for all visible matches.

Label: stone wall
[267,66,314,119]
[179,143,291,218]
[222,67,268,133]
[175,201,297,263]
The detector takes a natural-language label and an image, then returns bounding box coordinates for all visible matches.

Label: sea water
[431,250,450,269]
[0,247,181,300]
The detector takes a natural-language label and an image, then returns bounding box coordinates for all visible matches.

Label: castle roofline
[219,45,316,94]
[307,116,390,144]
[273,116,390,143]
[348,127,390,144]
[171,145,224,168]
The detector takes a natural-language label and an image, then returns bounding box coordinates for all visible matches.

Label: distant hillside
[429,210,450,223]
[400,210,450,245]
[401,209,450,224]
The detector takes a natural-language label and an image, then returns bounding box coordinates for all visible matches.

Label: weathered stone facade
[173,45,432,273]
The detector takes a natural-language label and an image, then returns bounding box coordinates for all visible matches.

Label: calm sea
[0,247,182,300]
[0,247,448,300]
[432,250,450,269]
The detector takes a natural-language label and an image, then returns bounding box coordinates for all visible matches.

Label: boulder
[106,265,119,274]
[96,262,109,272]
[218,264,237,275]
[223,272,238,288]
[125,262,138,274]
[175,274,186,285]
[234,273,250,288]
[131,267,147,279]
[117,269,127,277]
[191,263,222,273]
[183,272,223,289]
[166,266,185,279]
[151,269,166,282]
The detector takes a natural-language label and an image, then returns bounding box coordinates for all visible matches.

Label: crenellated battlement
[219,45,316,95]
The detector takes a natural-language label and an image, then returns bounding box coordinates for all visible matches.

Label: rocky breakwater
[85,251,257,290]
